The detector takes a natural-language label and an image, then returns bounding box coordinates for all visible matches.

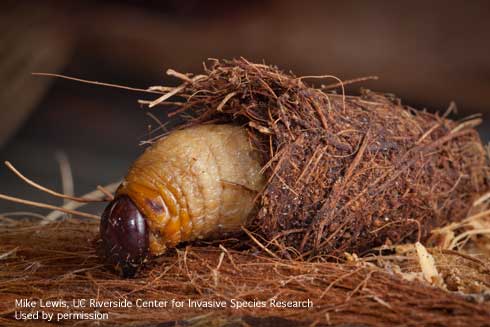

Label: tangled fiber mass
[154,58,490,258]
[0,220,489,326]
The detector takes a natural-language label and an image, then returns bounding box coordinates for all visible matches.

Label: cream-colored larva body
[117,124,265,255]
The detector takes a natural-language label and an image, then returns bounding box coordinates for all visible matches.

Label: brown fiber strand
[4,161,109,203]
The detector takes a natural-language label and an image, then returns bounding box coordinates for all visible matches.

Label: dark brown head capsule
[100,195,149,277]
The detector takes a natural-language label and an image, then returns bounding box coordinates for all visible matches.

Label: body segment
[101,124,264,276]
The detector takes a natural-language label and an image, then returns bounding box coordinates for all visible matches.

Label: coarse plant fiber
[0,219,489,327]
[150,58,490,259]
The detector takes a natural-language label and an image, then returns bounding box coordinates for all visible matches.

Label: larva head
[100,195,149,277]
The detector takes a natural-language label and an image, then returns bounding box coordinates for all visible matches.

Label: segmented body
[116,124,265,255]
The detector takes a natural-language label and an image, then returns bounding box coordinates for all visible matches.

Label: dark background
[1,0,490,215]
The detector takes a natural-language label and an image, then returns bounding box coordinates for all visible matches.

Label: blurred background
[1,0,490,215]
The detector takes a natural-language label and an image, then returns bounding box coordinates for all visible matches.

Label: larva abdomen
[101,124,264,276]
